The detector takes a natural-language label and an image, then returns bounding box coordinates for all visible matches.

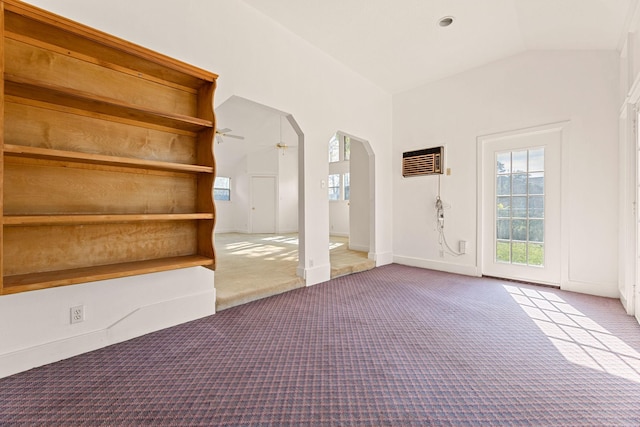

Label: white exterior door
[251,176,276,234]
[480,123,563,286]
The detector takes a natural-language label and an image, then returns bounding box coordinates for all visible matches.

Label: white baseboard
[349,243,369,252]
[619,292,635,316]
[215,229,300,235]
[214,228,248,234]
[278,228,299,234]
[561,280,619,299]
[213,228,235,234]
[393,255,480,277]
[302,263,331,286]
[330,232,349,237]
[371,251,394,266]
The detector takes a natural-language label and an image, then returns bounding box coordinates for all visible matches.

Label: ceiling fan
[215,128,245,144]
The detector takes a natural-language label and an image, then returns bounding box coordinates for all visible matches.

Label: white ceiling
[241,0,638,93]
[215,96,298,166]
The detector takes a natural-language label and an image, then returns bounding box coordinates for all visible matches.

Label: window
[214,176,231,201]
[328,174,340,200]
[329,134,340,163]
[328,173,350,201]
[328,133,352,201]
[329,133,352,163]
[495,148,544,266]
[343,173,350,200]
[343,136,351,161]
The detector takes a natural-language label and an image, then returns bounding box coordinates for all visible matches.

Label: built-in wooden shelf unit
[1,0,218,295]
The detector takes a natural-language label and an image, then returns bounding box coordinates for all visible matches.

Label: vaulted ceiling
[241,0,638,93]
[215,96,298,166]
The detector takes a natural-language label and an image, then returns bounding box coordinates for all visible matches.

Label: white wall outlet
[459,240,467,254]
[70,305,84,324]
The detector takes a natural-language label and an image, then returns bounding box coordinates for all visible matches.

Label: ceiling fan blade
[217,128,231,134]
[225,134,245,140]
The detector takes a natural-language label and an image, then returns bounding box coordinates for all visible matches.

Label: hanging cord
[435,176,463,257]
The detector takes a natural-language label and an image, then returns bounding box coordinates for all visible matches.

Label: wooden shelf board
[5,75,214,132]
[3,213,214,226]
[4,0,218,86]
[4,144,213,174]
[2,256,214,294]
[5,31,200,95]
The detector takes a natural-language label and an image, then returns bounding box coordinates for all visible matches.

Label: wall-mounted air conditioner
[402,146,443,177]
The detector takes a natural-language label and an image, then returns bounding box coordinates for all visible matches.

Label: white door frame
[477,121,570,287]
[636,107,640,323]
[617,102,637,317]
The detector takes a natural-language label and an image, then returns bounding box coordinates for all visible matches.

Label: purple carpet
[1,264,640,426]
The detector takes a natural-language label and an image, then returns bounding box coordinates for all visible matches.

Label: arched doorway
[213,96,306,310]
[328,131,376,277]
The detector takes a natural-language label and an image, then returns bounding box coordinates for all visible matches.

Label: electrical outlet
[70,305,84,324]
[439,249,444,258]
[459,240,467,254]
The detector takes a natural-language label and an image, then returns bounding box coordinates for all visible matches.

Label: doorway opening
[213,96,304,310]
[328,131,376,277]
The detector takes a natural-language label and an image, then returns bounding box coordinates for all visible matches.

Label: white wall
[0,268,215,378]
[329,202,350,236]
[3,0,393,378]
[233,170,251,233]
[329,158,350,236]
[213,201,236,233]
[393,50,620,297]
[214,155,246,233]
[278,146,299,234]
[349,140,371,252]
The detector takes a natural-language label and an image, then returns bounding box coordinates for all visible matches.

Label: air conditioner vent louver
[402,146,443,177]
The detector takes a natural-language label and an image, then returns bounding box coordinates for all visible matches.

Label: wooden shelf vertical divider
[0,0,5,294]
[197,81,216,269]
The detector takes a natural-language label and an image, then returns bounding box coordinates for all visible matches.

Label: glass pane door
[480,122,562,286]
[495,148,545,267]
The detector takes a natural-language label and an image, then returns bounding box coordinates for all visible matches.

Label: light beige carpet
[214,233,375,311]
